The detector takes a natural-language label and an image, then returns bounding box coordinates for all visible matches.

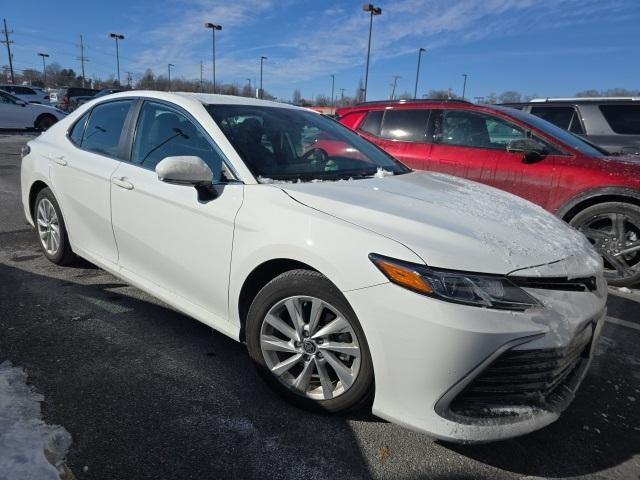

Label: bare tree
[292,88,302,105]
[498,91,522,103]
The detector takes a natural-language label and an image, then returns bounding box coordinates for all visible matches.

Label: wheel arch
[237,258,321,342]
[557,186,640,221]
[28,180,51,220]
[33,112,57,130]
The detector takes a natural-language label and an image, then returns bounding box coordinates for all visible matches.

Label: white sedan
[0,89,66,130]
[20,91,606,443]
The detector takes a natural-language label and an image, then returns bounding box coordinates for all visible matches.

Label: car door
[0,91,34,128]
[50,99,135,264]
[426,109,495,182]
[110,100,243,322]
[427,109,558,208]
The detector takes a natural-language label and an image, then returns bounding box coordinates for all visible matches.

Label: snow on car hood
[279,171,602,276]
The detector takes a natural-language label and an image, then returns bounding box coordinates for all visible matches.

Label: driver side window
[131,101,222,181]
[432,110,525,149]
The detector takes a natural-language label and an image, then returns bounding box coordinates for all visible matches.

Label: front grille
[450,326,593,418]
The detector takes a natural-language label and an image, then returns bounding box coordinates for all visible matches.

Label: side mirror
[507,138,546,163]
[156,156,213,185]
[156,156,219,201]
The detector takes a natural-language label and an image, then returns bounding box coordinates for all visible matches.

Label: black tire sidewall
[570,202,640,287]
[36,114,56,131]
[246,270,374,413]
[34,188,73,264]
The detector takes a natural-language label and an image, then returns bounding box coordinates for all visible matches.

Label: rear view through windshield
[207,105,409,181]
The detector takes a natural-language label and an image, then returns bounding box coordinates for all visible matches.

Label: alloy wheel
[36,198,61,256]
[260,295,361,400]
[577,212,640,282]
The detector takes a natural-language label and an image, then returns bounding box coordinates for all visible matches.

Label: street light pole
[362,4,382,102]
[461,74,468,100]
[414,47,426,99]
[168,63,174,90]
[205,23,222,93]
[37,53,49,87]
[330,74,335,113]
[259,56,267,99]
[108,33,125,84]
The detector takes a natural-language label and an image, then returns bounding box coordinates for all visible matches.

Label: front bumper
[344,278,606,443]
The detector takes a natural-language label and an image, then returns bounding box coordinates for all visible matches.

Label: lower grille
[450,326,593,418]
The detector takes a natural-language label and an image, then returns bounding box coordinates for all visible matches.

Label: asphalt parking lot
[1,133,639,480]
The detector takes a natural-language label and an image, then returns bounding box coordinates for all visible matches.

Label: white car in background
[0,84,50,104]
[20,91,606,443]
[0,90,66,130]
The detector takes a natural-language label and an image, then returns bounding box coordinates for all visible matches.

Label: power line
[1,18,15,83]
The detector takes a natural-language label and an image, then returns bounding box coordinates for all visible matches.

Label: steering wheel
[301,147,328,164]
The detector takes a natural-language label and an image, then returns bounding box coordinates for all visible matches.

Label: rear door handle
[49,154,67,166]
[111,177,134,190]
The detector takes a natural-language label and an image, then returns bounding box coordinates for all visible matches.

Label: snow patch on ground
[0,361,72,480]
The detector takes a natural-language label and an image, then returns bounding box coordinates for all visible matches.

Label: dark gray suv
[503,98,640,156]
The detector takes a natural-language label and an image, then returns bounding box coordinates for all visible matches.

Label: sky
[3,0,639,101]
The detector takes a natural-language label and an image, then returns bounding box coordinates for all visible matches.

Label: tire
[569,202,640,287]
[33,188,75,265]
[35,114,57,131]
[246,269,374,413]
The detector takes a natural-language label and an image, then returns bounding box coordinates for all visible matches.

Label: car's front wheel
[570,202,640,287]
[33,188,75,265]
[35,114,57,131]
[246,270,374,413]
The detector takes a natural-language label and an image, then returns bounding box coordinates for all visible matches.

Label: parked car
[74,88,124,109]
[21,91,606,443]
[0,84,50,104]
[337,99,640,286]
[0,89,66,130]
[503,97,640,156]
[59,87,100,112]
[48,90,61,107]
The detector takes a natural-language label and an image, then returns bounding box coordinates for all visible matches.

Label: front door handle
[50,154,67,166]
[111,177,134,190]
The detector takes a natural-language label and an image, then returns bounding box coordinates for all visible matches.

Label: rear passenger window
[599,105,640,134]
[82,100,133,157]
[69,112,90,146]
[380,109,430,141]
[358,110,383,137]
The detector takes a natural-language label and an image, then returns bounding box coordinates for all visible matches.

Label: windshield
[207,104,410,181]
[494,105,608,157]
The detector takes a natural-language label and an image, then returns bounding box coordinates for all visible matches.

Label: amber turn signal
[370,255,434,295]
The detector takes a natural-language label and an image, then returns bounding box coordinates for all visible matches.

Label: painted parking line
[605,316,640,332]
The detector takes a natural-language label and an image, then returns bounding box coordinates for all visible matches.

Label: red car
[336,99,640,286]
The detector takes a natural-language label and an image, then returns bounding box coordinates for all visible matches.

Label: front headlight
[369,253,541,311]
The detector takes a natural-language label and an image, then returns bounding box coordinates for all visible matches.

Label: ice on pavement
[0,361,72,480]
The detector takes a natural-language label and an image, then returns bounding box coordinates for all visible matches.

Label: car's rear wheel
[34,188,75,265]
[246,269,374,413]
[35,114,57,131]
[570,202,640,287]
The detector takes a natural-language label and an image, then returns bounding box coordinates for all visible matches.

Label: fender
[556,186,640,220]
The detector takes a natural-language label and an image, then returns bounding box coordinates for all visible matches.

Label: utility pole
[200,61,204,91]
[362,4,382,102]
[109,33,125,85]
[1,18,15,84]
[125,71,133,88]
[414,48,426,99]
[473,96,484,103]
[330,74,335,113]
[340,88,345,100]
[168,63,174,90]
[246,78,251,90]
[390,75,400,100]
[461,74,468,100]
[259,56,267,99]
[78,35,89,88]
[37,53,49,87]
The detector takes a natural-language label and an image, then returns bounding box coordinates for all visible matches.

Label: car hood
[278,171,602,276]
